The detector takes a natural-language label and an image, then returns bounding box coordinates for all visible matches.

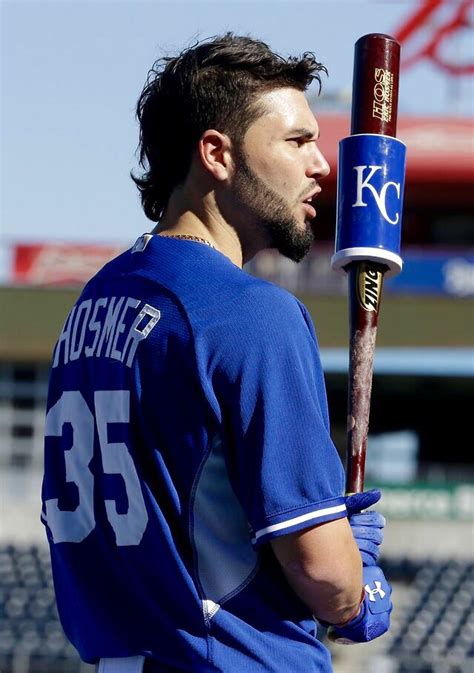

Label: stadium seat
[0,544,94,673]
[381,558,473,673]
[1,546,472,673]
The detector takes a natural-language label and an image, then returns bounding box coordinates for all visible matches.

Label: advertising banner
[13,244,124,286]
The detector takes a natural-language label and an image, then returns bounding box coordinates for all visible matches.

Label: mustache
[298,181,318,201]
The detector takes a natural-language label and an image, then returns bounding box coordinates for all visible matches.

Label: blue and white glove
[328,565,392,644]
[346,489,385,566]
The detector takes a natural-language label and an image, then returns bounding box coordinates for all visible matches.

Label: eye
[287,137,306,147]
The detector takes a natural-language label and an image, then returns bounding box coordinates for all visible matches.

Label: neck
[153,188,250,268]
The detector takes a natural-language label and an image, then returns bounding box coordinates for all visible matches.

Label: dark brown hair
[132,33,327,221]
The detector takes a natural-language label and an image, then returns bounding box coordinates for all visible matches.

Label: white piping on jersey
[252,503,347,543]
[202,599,220,621]
[192,434,258,622]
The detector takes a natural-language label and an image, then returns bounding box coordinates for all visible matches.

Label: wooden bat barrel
[351,33,400,137]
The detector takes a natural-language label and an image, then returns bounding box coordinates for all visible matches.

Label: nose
[307,144,330,180]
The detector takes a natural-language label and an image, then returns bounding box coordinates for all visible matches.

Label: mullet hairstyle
[132,33,327,221]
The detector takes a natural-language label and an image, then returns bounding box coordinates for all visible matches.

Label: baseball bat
[345,34,401,494]
[326,35,404,645]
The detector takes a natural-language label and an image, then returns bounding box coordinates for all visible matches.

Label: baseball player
[41,34,391,673]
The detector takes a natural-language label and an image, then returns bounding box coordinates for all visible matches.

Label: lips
[301,188,320,221]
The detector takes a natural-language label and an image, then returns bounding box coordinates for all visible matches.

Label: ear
[198,129,233,181]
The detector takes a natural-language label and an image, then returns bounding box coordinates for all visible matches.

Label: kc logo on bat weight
[352,165,401,225]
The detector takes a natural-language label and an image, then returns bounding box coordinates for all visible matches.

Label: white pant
[98,656,145,673]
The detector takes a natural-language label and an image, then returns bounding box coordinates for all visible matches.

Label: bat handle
[346,261,387,493]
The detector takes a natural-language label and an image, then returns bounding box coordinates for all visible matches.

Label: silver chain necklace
[159,234,216,250]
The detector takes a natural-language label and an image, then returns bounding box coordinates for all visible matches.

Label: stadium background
[1,1,473,672]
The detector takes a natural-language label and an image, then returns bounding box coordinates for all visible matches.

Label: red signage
[315,115,474,183]
[394,0,474,76]
[13,243,125,286]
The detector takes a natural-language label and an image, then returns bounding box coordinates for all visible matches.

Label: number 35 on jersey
[42,390,149,547]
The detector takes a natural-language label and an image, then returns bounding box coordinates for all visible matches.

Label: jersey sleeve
[205,284,346,548]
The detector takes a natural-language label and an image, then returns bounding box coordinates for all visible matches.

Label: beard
[232,150,315,263]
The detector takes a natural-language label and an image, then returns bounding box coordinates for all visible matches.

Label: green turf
[1,285,472,361]
[300,294,474,348]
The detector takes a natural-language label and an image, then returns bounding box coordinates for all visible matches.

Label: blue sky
[1,0,473,247]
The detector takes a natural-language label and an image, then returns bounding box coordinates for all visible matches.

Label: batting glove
[346,489,385,566]
[327,565,392,644]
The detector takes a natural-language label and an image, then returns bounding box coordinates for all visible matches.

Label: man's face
[231,87,330,262]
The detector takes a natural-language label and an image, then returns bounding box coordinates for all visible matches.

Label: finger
[350,525,384,545]
[345,489,381,515]
[349,512,386,528]
[356,539,381,564]
[360,551,378,566]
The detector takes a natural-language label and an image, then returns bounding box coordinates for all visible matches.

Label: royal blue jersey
[41,234,347,672]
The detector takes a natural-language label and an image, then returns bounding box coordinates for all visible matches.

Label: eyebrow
[287,127,320,140]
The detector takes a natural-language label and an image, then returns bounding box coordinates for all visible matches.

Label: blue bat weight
[332,134,406,277]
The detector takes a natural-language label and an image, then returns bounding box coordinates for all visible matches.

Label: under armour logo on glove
[326,566,393,644]
[364,580,386,602]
